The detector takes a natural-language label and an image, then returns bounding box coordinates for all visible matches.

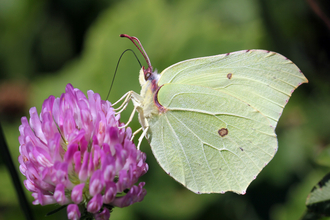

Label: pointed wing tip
[301,77,309,84]
[296,68,308,85]
[293,75,308,90]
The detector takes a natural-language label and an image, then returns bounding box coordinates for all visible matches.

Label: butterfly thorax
[139,69,166,119]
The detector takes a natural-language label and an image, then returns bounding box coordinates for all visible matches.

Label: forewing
[147,84,277,194]
[158,50,308,127]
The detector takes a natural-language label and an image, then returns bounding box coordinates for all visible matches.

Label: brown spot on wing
[218,128,228,137]
[227,73,233,79]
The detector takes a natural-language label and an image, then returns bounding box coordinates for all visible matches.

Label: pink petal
[94,208,110,220]
[71,183,85,204]
[87,194,103,213]
[67,204,81,220]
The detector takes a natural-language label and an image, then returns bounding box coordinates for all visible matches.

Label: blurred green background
[1,0,330,219]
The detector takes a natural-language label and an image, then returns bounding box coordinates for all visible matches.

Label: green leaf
[306,173,330,215]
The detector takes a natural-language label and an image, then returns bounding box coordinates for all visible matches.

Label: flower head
[18,84,148,219]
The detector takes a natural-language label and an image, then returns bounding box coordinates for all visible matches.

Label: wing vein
[168,111,220,191]
[164,113,198,189]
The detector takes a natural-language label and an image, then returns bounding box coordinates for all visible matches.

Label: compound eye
[145,72,151,80]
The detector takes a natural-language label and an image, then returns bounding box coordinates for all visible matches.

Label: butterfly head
[139,67,160,88]
[121,34,160,88]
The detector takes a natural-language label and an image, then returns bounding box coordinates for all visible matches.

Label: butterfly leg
[131,127,143,141]
[114,91,143,131]
[136,126,148,150]
[115,101,130,115]
[118,105,137,129]
[112,91,131,106]
[113,91,133,112]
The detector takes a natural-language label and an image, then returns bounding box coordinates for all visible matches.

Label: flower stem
[0,122,34,220]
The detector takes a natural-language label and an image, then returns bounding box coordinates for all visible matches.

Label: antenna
[120,34,153,80]
[106,49,142,100]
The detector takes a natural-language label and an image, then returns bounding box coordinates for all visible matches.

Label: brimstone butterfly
[116,34,308,194]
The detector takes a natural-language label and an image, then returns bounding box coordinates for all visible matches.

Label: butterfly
[115,34,308,194]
